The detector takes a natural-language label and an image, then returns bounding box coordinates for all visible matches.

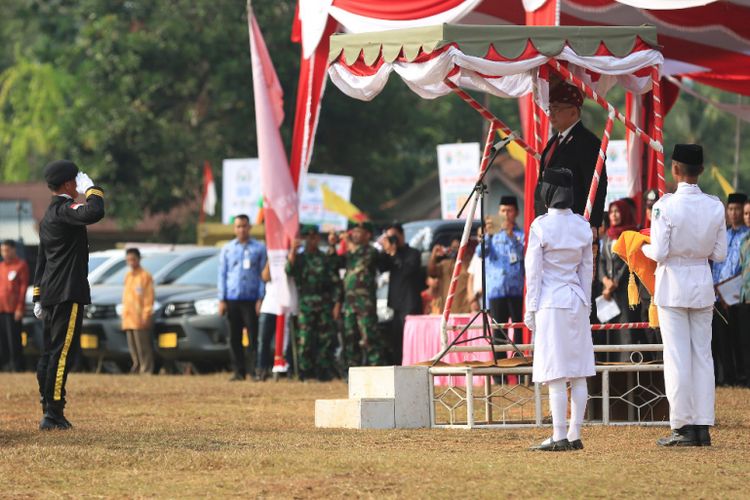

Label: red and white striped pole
[651,65,666,197]
[584,111,614,221]
[439,124,497,347]
[444,79,541,161]
[546,60,662,156]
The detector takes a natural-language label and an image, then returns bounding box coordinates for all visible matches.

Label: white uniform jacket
[642,183,727,308]
[525,208,593,314]
[526,208,595,383]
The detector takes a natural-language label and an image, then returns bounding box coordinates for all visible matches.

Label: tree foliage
[0,0,748,235]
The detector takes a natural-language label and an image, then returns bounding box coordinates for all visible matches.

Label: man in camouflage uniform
[287,225,342,381]
[329,221,385,368]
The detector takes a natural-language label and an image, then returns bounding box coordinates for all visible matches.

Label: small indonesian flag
[202,161,217,217]
[321,184,367,222]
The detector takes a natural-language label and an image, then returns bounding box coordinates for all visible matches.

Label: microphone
[491,136,514,153]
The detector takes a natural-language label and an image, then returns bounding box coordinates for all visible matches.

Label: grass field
[2,373,749,498]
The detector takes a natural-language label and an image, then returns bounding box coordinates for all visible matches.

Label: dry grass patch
[2,373,749,498]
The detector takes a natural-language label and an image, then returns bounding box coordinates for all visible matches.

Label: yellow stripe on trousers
[54,303,78,401]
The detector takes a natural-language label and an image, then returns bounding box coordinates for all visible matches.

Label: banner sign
[437,143,480,220]
[604,140,629,210]
[222,158,262,224]
[298,173,353,231]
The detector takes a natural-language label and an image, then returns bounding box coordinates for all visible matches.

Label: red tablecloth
[402,314,500,386]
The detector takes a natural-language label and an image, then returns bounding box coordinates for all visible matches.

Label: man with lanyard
[534,82,608,231]
[218,214,266,381]
[33,160,104,430]
[711,192,749,386]
[476,196,524,359]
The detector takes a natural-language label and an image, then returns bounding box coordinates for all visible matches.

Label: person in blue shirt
[711,192,749,386]
[476,196,525,357]
[218,214,267,381]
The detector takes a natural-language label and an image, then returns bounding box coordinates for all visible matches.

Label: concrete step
[348,366,430,428]
[315,398,395,429]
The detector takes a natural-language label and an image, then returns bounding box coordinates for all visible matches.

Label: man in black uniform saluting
[534,82,608,229]
[33,160,105,430]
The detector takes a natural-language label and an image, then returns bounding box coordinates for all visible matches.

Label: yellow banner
[497,129,528,165]
[321,184,367,221]
[711,166,734,197]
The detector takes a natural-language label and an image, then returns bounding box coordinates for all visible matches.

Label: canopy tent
[289,0,750,188]
[327,24,662,101]
[325,23,665,347]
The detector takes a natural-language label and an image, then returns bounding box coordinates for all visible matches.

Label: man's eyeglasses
[547,105,575,114]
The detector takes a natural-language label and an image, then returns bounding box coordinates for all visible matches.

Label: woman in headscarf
[524,167,595,452]
[598,198,641,361]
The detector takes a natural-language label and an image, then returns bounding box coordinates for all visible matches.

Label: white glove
[75,171,95,195]
[33,302,45,320]
[524,311,536,332]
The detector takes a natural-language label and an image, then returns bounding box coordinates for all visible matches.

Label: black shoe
[657,426,698,447]
[39,408,73,431]
[694,425,712,446]
[229,374,245,382]
[530,437,571,451]
[569,439,584,450]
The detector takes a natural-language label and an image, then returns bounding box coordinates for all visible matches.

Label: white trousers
[657,305,715,429]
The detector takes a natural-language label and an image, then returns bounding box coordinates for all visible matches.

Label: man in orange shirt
[121,248,155,374]
[0,240,29,372]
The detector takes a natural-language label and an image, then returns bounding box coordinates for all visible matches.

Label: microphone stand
[432,143,527,367]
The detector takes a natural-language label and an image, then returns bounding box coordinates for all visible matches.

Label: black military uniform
[534,84,608,228]
[33,160,104,430]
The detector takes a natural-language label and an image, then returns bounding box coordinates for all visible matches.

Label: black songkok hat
[672,144,703,165]
[727,193,748,205]
[300,224,318,236]
[43,160,78,186]
[499,196,518,208]
[542,167,573,188]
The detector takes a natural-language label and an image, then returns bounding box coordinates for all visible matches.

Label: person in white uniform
[525,167,595,452]
[642,144,727,447]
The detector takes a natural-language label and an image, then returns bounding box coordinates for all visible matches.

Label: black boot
[39,402,73,431]
[694,425,712,446]
[657,426,697,447]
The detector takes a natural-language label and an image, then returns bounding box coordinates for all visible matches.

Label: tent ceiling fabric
[327,24,662,101]
[328,24,659,64]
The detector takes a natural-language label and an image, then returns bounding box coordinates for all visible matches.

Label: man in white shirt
[642,144,727,447]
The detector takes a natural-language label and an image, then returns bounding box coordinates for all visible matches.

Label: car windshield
[87,256,109,274]
[101,254,176,284]
[173,255,219,286]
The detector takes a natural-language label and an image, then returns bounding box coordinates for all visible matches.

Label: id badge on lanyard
[243,248,251,270]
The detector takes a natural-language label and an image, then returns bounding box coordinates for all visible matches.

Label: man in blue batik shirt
[711,192,748,386]
[476,196,525,356]
[218,214,267,381]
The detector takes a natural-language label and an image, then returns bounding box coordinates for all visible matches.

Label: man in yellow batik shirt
[121,248,155,374]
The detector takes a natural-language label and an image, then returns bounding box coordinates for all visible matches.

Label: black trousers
[0,312,24,371]
[390,310,410,366]
[738,303,750,387]
[489,297,523,360]
[226,300,258,377]
[36,302,83,409]
[712,304,742,386]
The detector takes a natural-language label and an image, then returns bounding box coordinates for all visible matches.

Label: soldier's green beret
[300,224,318,236]
[348,220,373,233]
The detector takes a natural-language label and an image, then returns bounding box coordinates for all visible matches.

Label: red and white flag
[249,9,298,251]
[201,161,217,218]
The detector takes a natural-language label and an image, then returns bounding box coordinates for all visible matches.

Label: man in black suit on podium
[534,82,608,229]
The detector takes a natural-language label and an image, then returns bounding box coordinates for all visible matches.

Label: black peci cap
[727,193,748,205]
[43,160,79,187]
[672,144,703,165]
[542,167,573,188]
[499,196,518,208]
